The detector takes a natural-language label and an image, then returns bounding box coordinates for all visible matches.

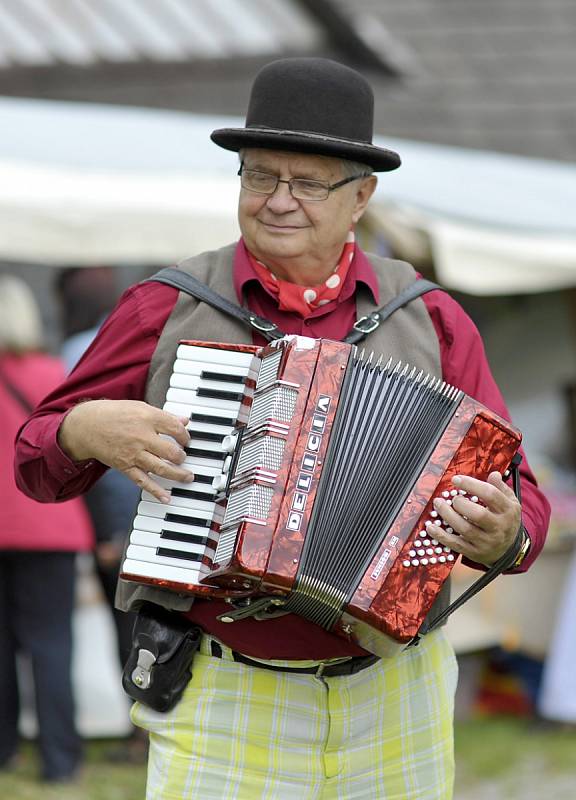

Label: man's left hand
[426,471,521,566]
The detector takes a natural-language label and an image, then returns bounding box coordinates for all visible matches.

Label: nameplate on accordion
[120,336,522,657]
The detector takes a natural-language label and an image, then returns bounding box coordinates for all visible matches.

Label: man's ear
[352,175,378,224]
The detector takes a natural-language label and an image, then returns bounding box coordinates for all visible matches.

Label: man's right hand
[58,399,192,503]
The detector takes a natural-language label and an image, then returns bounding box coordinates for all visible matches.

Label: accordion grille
[256,349,282,390]
[236,435,285,474]
[213,526,239,564]
[222,484,274,528]
[248,385,298,427]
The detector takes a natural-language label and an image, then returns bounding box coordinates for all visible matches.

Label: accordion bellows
[121,337,521,658]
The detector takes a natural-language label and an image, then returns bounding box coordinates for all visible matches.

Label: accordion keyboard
[122,344,257,586]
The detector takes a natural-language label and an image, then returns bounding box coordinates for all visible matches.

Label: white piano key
[170,373,246,393]
[130,529,214,555]
[122,558,206,586]
[133,513,215,536]
[166,387,242,414]
[187,420,235,437]
[177,344,255,368]
[186,438,229,454]
[184,455,228,471]
[138,492,213,530]
[137,500,214,523]
[126,544,209,570]
[172,358,257,380]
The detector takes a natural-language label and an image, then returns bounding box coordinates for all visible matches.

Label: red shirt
[1,353,93,552]
[14,241,550,658]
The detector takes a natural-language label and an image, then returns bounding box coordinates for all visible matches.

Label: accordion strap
[411,454,525,645]
[145,268,442,344]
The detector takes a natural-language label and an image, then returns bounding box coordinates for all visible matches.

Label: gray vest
[116,244,450,635]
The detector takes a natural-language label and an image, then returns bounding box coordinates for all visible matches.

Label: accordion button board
[121,336,522,657]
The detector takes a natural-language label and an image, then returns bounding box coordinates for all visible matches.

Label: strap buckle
[248,315,283,338]
[352,313,380,335]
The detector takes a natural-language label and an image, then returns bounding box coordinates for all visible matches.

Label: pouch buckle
[131,648,156,690]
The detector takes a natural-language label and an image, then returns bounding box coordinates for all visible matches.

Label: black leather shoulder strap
[145,268,443,345]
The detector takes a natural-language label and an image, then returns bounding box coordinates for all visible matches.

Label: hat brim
[211,127,401,172]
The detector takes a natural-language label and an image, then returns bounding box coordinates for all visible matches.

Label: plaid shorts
[131,629,457,799]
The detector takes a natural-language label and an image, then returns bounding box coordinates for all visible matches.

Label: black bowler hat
[211,58,401,172]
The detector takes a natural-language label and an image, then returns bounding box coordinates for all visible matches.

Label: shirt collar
[233,238,380,305]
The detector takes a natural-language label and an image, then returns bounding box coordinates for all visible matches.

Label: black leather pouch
[122,602,202,712]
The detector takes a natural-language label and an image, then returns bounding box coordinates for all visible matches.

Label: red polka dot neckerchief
[247,231,356,318]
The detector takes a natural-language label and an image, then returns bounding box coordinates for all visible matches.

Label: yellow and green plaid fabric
[132,629,457,799]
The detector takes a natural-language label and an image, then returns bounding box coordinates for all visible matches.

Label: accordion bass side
[121,336,522,658]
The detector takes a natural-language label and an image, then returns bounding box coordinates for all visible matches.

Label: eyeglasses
[237,164,370,202]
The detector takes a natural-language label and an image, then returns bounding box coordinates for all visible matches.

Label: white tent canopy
[1,96,575,294]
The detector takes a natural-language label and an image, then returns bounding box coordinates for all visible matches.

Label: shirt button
[64,468,73,475]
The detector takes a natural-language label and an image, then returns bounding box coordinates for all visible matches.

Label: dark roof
[0,0,574,162]
[345,0,576,162]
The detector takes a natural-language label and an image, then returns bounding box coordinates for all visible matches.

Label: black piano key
[200,371,247,385]
[171,487,217,500]
[191,412,235,426]
[192,473,216,485]
[184,447,225,461]
[160,530,210,546]
[156,547,203,562]
[165,512,211,527]
[197,388,245,402]
[188,429,225,443]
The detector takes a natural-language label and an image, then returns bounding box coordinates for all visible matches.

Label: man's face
[237,149,376,282]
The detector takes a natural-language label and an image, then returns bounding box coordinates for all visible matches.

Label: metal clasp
[131,648,156,690]
[248,315,283,337]
[352,313,381,334]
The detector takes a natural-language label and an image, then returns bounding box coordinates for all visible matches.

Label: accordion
[121,336,522,657]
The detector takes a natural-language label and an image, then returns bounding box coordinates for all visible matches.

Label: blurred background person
[0,275,94,783]
[55,266,144,760]
[55,266,140,669]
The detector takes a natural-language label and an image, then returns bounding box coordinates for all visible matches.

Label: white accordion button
[414,539,422,547]
[417,549,425,556]
[442,491,450,498]
[221,434,237,454]
[447,554,455,561]
[430,510,439,518]
[411,559,420,566]
[403,560,411,568]
[426,548,434,555]
[439,555,446,563]
[212,474,228,492]
[423,539,431,547]
[409,549,416,558]
[450,489,458,497]
[471,495,479,503]
[430,557,437,564]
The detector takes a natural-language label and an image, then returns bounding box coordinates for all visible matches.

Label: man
[15,58,549,799]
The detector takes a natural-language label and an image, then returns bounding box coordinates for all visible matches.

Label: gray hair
[339,158,374,179]
[0,275,42,354]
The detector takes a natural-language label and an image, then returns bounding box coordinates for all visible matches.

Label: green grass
[0,740,146,800]
[2,720,576,798]
[455,716,576,787]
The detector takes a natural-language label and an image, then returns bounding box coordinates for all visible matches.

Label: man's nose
[265,179,300,212]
